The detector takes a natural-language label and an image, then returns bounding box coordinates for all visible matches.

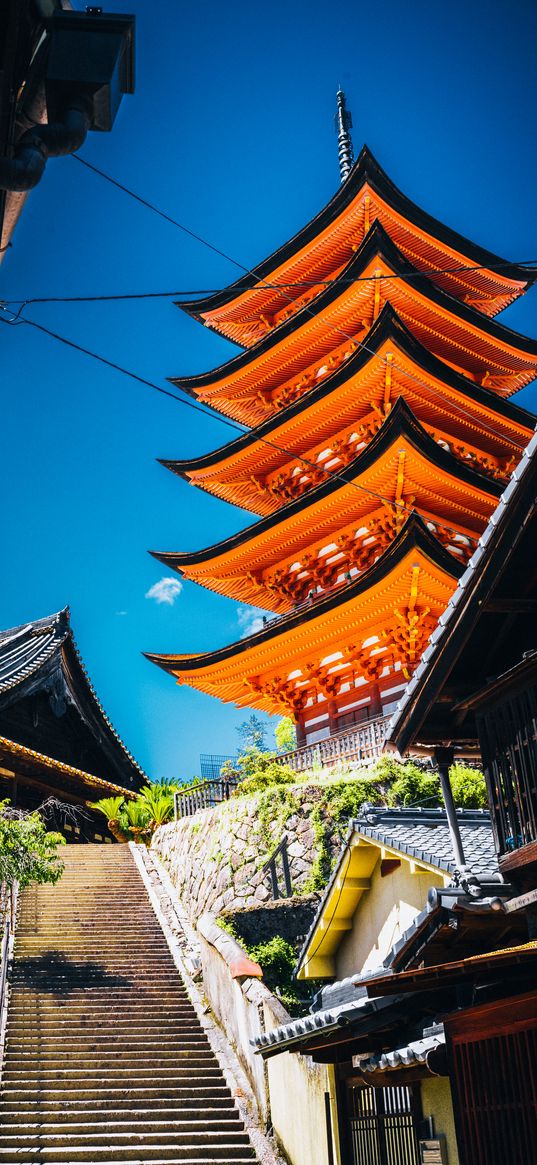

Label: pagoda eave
[152,398,500,612]
[178,145,535,348]
[170,224,537,426]
[161,306,535,516]
[145,515,463,718]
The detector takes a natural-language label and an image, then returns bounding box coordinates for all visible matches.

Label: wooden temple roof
[172,224,537,426]
[178,146,535,346]
[384,425,537,756]
[163,307,534,516]
[0,736,137,801]
[145,516,462,717]
[0,609,145,790]
[152,399,499,613]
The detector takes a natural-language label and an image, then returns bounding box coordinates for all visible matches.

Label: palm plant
[91,796,128,842]
[122,799,152,843]
[138,785,174,833]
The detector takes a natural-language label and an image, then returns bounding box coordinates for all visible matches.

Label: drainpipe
[433,746,480,896]
[0,95,92,192]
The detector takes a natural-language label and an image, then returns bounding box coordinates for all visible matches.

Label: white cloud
[145,577,183,606]
[237,605,267,638]
[115,610,128,617]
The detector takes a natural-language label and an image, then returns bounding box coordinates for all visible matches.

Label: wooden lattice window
[447,993,537,1165]
[345,1082,421,1165]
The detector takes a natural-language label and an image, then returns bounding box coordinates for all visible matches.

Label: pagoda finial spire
[335,89,354,183]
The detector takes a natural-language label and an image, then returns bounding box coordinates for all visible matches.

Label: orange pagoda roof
[146,516,463,717]
[163,307,534,516]
[172,224,537,426]
[179,146,535,347]
[152,399,499,613]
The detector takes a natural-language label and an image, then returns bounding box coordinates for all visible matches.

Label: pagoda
[147,96,537,747]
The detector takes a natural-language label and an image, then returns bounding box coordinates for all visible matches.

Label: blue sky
[2,0,537,780]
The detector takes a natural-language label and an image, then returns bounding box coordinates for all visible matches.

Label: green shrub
[0,801,65,889]
[449,764,487,808]
[225,747,296,796]
[321,778,383,823]
[387,762,441,808]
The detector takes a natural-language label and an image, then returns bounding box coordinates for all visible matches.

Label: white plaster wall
[197,929,270,1123]
[264,996,340,1165]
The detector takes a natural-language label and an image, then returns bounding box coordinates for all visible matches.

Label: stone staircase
[0,844,257,1163]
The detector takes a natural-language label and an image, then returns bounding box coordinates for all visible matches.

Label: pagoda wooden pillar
[296,719,306,748]
[368,682,383,718]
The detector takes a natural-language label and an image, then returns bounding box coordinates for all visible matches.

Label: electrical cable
[4,256,537,306]
[2,157,534,565]
[64,152,537,455]
[71,154,254,276]
[0,305,502,548]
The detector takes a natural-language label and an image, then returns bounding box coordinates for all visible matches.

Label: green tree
[274,717,297,753]
[0,801,65,889]
[236,714,269,752]
[448,764,487,808]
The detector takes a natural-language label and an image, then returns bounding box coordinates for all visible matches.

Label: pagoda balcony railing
[275,715,390,773]
[476,684,537,863]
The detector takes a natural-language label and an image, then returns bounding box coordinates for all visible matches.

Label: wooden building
[0,609,145,841]
[148,108,537,746]
[0,2,134,257]
[254,805,529,1165]
[375,428,537,1165]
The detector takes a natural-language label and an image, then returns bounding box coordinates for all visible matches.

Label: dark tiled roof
[355,807,497,878]
[0,608,145,785]
[0,610,69,694]
[357,1028,445,1075]
[254,991,402,1058]
[295,807,498,980]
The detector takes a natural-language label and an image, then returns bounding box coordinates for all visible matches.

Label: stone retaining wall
[152,783,342,921]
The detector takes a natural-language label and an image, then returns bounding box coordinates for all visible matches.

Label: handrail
[173,775,238,821]
[0,881,18,1074]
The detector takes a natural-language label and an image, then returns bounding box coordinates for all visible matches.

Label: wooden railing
[477,685,537,860]
[0,881,18,1072]
[275,716,390,773]
[261,835,292,899]
[174,777,238,821]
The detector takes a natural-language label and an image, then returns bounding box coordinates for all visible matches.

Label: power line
[67,151,537,455]
[0,305,506,550]
[72,154,254,276]
[5,256,537,307]
[2,156,533,576]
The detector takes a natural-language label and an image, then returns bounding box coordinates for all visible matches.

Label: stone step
[0,1127,249,1146]
[4,1050,216,1065]
[6,1018,200,1030]
[0,1105,236,1123]
[0,1155,254,1165]
[0,1137,255,1161]
[0,1118,245,1136]
[8,992,195,1002]
[6,1037,208,1050]
[2,1066,223,1080]
[0,1087,233,1104]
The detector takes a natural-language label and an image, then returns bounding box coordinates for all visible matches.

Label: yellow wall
[421,1077,460,1165]
[336,856,447,979]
